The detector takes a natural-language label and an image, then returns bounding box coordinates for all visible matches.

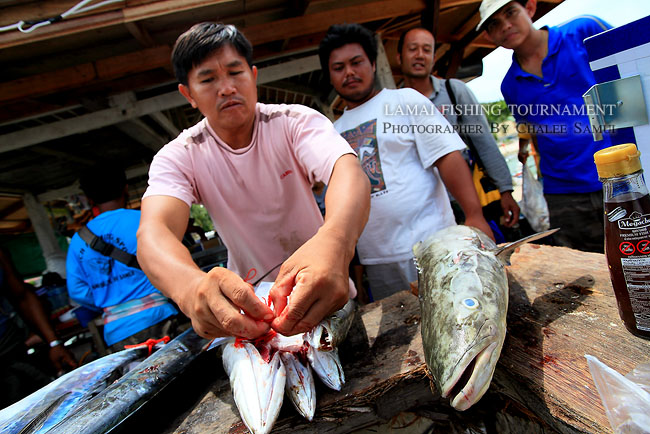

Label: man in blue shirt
[478,0,611,252]
[66,164,184,352]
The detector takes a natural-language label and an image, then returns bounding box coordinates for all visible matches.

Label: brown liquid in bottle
[604,192,650,339]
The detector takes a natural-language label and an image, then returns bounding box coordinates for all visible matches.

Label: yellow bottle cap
[593,143,642,178]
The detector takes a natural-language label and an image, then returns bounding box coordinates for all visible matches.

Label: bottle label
[608,206,650,331]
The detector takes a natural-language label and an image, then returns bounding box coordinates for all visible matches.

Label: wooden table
[158,244,650,434]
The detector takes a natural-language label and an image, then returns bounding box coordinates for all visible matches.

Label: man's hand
[269,227,350,336]
[177,267,274,339]
[49,345,78,374]
[464,212,495,240]
[500,191,520,228]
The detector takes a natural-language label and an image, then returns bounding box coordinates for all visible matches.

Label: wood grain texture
[162,244,650,433]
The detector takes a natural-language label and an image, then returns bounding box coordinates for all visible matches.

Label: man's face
[484,1,535,49]
[398,28,435,79]
[179,44,258,137]
[328,43,376,108]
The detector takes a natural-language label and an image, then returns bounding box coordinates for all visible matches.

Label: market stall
[153,243,649,434]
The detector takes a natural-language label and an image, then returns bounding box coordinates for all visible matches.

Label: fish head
[416,225,507,411]
[434,265,505,410]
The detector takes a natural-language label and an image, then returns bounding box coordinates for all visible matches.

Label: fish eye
[462,297,479,309]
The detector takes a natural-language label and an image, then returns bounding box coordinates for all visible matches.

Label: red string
[124,336,170,356]
[243,268,257,283]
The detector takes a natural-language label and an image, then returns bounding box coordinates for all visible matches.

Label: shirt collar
[429,75,441,99]
[510,26,557,78]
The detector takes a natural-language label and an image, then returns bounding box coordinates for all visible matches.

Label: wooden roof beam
[0,0,237,50]
[243,0,426,46]
[0,45,172,104]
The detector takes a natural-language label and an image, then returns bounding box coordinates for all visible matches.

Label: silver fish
[222,341,286,434]
[413,225,557,411]
[306,298,356,352]
[279,352,316,421]
[306,346,345,391]
[221,283,356,432]
[46,328,210,434]
[0,347,148,434]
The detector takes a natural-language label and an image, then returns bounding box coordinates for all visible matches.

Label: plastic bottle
[594,143,650,339]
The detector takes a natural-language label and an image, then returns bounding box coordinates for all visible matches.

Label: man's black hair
[397,27,433,55]
[80,163,127,204]
[318,23,378,82]
[172,22,253,86]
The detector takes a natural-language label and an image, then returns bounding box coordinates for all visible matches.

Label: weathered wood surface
[161,244,650,434]
[496,243,650,434]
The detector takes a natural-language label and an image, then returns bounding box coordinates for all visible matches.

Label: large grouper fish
[413,225,557,411]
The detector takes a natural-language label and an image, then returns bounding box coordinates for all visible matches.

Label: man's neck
[403,75,434,98]
[346,88,380,110]
[209,117,255,150]
[96,198,126,214]
[514,27,548,71]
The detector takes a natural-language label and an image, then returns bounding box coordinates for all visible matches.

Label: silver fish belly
[414,225,508,411]
[220,285,357,433]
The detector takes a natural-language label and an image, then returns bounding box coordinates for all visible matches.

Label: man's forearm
[437,151,483,218]
[322,154,370,262]
[137,223,205,304]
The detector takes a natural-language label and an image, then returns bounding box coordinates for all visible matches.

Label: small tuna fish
[413,225,557,411]
[223,341,286,434]
[279,352,316,420]
[221,283,357,433]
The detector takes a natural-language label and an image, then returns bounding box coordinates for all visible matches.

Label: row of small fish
[221,282,355,434]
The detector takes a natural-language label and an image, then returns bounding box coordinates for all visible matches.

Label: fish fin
[494,228,559,265]
[17,391,72,434]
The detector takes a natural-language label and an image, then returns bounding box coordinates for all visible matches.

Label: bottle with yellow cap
[594,143,650,339]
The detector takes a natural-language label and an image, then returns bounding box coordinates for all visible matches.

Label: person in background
[319,23,493,300]
[397,27,520,240]
[66,164,185,352]
[137,23,370,340]
[0,247,77,408]
[478,0,612,252]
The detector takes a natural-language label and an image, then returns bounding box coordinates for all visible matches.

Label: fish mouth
[441,322,502,411]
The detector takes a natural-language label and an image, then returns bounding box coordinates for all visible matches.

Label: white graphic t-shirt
[334,88,465,264]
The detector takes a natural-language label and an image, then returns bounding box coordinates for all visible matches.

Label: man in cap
[477,0,611,252]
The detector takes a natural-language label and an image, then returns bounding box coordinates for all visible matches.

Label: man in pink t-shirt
[137,23,370,339]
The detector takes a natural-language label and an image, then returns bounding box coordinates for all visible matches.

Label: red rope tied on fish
[124,336,170,356]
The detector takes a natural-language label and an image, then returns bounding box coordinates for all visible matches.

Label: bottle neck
[602,170,649,202]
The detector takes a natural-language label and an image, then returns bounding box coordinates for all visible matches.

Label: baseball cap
[476,0,514,31]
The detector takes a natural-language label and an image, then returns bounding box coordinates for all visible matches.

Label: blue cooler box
[584,15,650,169]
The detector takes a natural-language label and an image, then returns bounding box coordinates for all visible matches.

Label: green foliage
[190,204,214,232]
[481,100,513,125]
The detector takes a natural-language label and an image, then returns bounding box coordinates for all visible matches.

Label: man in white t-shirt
[137,23,370,339]
[319,23,493,300]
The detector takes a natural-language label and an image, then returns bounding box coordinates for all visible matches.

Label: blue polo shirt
[501,16,612,194]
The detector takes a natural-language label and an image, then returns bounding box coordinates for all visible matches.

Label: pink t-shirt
[144,103,355,284]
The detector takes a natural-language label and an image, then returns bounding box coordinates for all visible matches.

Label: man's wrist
[49,339,62,348]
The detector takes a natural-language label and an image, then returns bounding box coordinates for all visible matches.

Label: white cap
[476,0,514,31]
